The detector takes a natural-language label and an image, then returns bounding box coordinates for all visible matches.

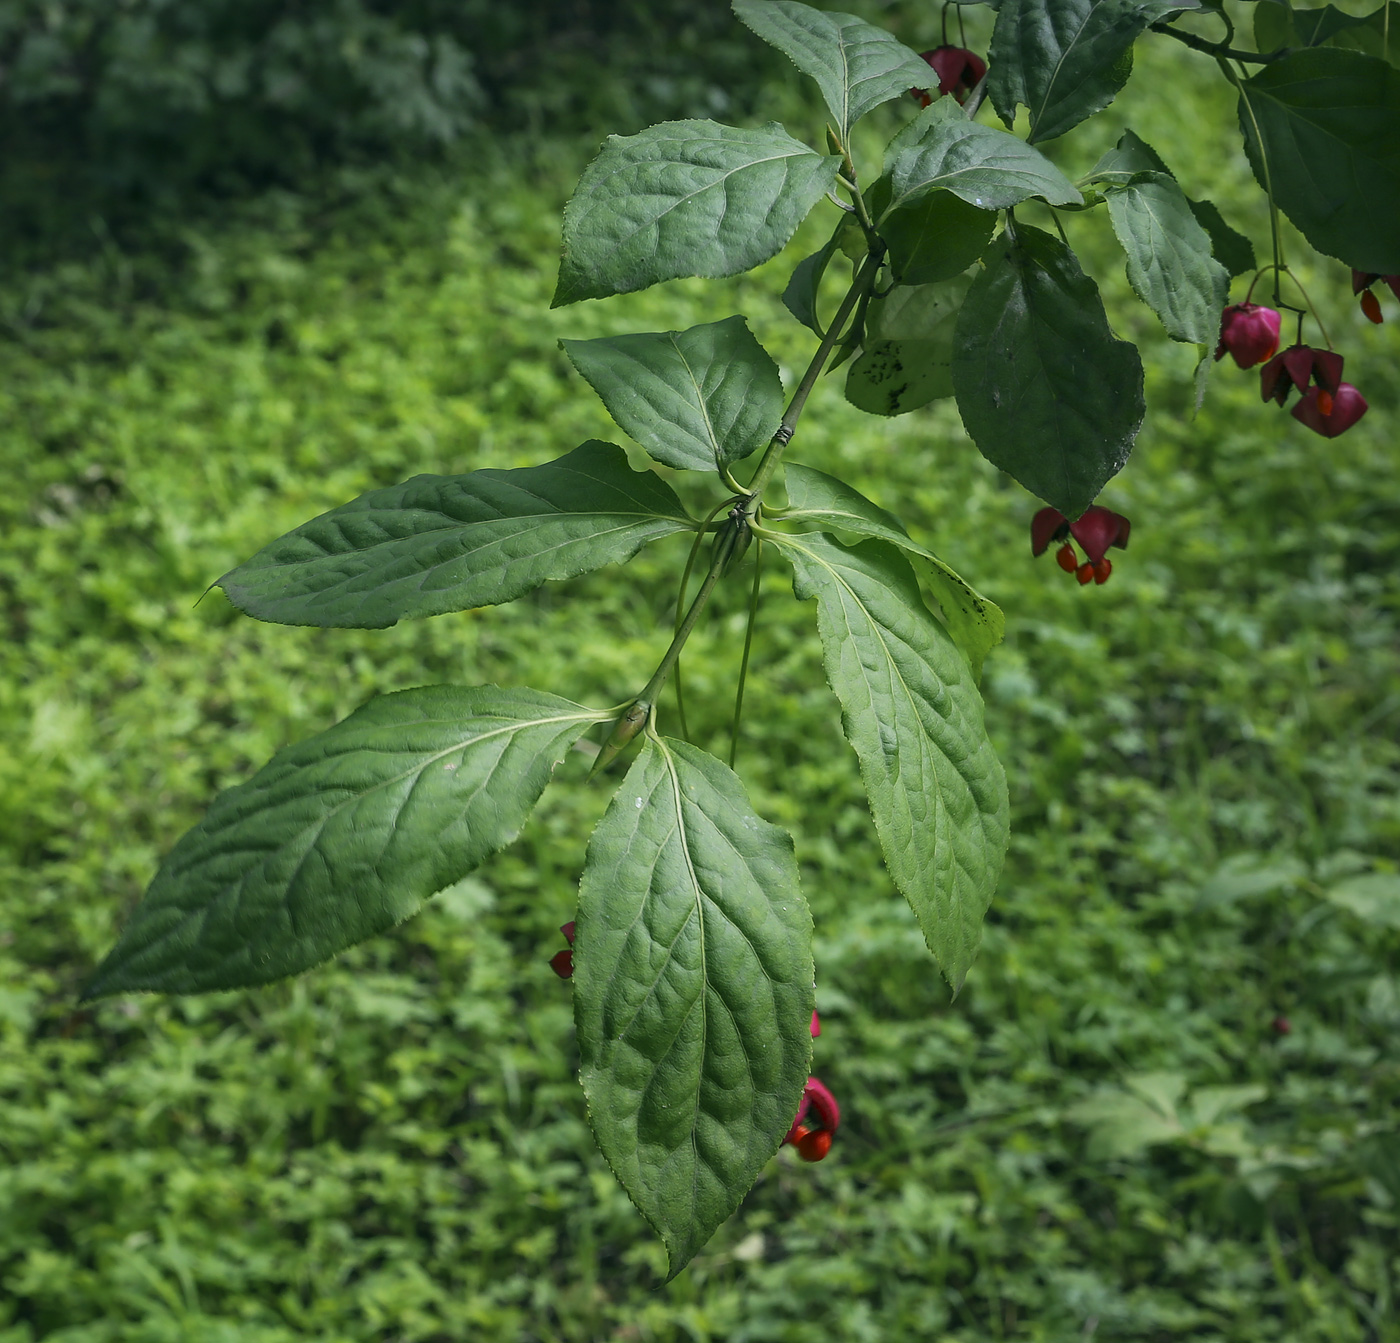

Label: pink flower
[1215,303,1281,368]
[1291,382,1368,438]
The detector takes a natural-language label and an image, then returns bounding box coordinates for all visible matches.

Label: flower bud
[1215,303,1281,368]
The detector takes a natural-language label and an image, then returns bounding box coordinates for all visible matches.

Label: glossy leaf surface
[883,97,1082,214]
[989,0,1201,142]
[781,463,1005,679]
[553,120,840,305]
[1239,49,1400,273]
[575,736,813,1279]
[775,532,1008,988]
[85,687,605,997]
[733,0,936,139]
[952,225,1144,518]
[562,317,783,472]
[219,442,693,629]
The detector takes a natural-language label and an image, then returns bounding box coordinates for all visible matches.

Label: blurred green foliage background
[2,3,1399,1339]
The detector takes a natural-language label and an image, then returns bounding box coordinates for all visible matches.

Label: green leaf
[989,0,1202,142]
[951,224,1145,517]
[882,96,1083,214]
[883,191,997,285]
[782,225,845,336]
[553,120,841,306]
[218,442,694,629]
[562,318,783,473]
[83,687,605,998]
[575,735,813,1279]
[733,0,937,139]
[780,463,1005,679]
[1101,172,1228,344]
[1239,49,1400,273]
[844,270,971,416]
[1188,198,1257,278]
[773,532,1008,988]
[1255,2,1400,63]
[1090,129,1256,279]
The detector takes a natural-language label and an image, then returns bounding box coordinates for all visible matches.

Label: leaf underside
[84,686,605,998]
[575,735,814,1279]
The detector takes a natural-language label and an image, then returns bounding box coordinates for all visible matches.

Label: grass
[2,21,1400,1342]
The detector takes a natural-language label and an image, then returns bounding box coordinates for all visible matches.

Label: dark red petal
[803,1076,841,1134]
[1291,382,1368,438]
[560,920,576,944]
[1361,289,1384,324]
[1352,269,1379,295]
[1280,344,1315,393]
[1386,275,1400,303]
[1031,506,1068,556]
[549,948,574,979]
[1110,514,1130,550]
[810,1010,821,1038]
[1068,506,1122,564]
[1259,351,1290,404]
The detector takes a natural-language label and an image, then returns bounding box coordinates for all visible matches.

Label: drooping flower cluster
[910,46,987,106]
[1031,505,1130,586]
[1215,298,1368,438]
[784,1011,839,1161]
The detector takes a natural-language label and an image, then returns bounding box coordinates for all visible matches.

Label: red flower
[1259,344,1343,409]
[1215,303,1281,368]
[1291,382,1368,438]
[911,46,987,106]
[1032,505,1130,585]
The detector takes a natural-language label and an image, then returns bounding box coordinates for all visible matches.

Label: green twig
[729,539,764,769]
[1153,20,1291,64]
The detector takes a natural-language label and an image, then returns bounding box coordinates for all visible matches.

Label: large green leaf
[989,0,1201,143]
[732,0,936,139]
[575,735,813,1279]
[84,687,606,998]
[882,97,1082,214]
[218,441,694,629]
[553,120,841,306]
[773,532,1008,988]
[951,224,1144,517]
[561,318,782,474]
[1239,49,1400,273]
[1099,172,1228,344]
[779,463,1005,679]
[844,270,971,416]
